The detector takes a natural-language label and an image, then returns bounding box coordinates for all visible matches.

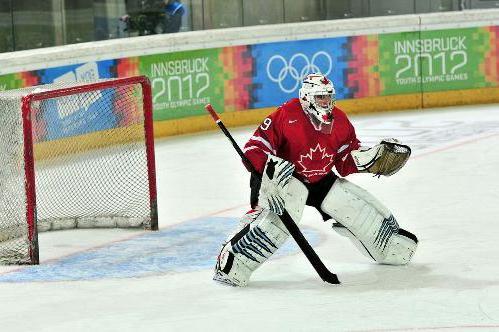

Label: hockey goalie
[213,73,418,286]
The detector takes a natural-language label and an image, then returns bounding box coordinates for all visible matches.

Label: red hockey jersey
[243,98,360,184]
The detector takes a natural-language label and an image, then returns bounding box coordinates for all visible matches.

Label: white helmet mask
[299,73,336,134]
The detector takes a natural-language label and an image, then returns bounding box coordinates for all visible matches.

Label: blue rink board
[0,217,320,283]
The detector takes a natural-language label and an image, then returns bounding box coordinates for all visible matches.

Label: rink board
[0,10,498,138]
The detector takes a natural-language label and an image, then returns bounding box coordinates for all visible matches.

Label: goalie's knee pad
[322,178,418,265]
[213,208,290,286]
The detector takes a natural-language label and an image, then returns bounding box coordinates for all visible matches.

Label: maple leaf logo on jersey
[297,143,334,175]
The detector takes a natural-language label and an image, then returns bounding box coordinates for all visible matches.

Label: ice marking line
[354,323,499,331]
[411,132,499,160]
[204,203,248,216]
[0,217,320,282]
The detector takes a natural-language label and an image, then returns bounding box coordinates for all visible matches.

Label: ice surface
[1,104,499,331]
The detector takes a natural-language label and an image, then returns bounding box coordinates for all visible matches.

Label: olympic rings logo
[266,51,333,93]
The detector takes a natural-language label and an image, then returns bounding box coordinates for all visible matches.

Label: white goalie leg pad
[214,207,291,286]
[283,177,308,222]
[331,222,374,261]
[321,178,417,265]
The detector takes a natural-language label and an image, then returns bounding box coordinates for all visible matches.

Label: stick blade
[322,271,341,284]
[280,211,341,285]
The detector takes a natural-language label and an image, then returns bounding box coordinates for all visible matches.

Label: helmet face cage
[299,73,336,132]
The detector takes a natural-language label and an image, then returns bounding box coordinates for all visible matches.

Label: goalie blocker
[214,154,418,286]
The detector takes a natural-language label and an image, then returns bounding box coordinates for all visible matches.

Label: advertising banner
[250,37,350,108]
[0,24,497,132]
[378,27,498,95]
[33,61,118,142]
[138,48,225,121]
[37,60,115,84]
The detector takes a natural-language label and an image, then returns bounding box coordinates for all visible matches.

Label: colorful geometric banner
[0,72,38,91]
[483,25,499,87]
[346,35,381,99]
[219,45,253,113]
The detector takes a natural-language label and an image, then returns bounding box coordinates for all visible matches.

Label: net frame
[11,75,158,264]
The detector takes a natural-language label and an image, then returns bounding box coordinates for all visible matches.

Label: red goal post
[0,76,158,265]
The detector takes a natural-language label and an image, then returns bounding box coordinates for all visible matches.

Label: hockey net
[0,76,158,264]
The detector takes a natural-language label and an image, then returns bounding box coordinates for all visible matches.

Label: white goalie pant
[321,178,418,265]
[214,178,307,286]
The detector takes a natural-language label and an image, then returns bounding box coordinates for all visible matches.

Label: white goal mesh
[0,76,158,264]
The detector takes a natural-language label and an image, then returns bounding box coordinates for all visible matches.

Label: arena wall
[0,9,498,138]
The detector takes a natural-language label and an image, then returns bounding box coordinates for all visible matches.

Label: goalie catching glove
[258,155,295,215]
[351,138,411,176]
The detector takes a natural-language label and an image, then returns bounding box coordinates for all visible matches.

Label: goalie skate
[213,208,289,286]
[213,268,242,287]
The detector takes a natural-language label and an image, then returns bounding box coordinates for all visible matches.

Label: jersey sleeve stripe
[243,145,271,154]
[248,136,276,154]
[337,144,350,154]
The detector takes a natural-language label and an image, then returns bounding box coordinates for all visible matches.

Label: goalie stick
[204,104,340,285]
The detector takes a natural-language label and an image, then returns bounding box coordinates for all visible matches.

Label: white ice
[1,104,499,332]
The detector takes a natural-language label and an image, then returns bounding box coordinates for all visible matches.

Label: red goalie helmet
[299,73,336,134]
